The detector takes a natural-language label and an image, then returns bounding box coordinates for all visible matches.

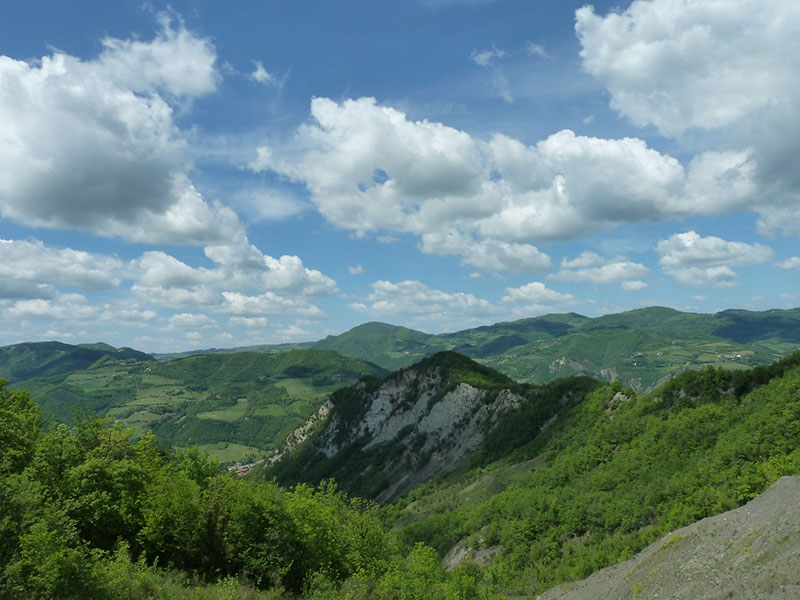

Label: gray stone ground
[536,476,800,600]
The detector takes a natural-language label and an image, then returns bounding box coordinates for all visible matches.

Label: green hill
[0,341,153,381]
[314,321,437,370]
[264,351,600,501]
[382,350,800,596]
[309,307,800,390]
[2,343,799,599]
[5,348,386,463]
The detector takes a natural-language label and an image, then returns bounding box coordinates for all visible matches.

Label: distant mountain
[309,307,800,391]
[313,321,436,370]
[4,347,386,464]
[539,476,800,600]
[151,341,313,361]
[0,340,152,381]
[136,307,800,392]
[264,351,599,502]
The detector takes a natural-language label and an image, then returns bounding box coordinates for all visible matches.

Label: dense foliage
[309,307,800,390]
[4,349,386,464]
[0,379,483,599]
[2,348,799,599]
[388,353,800,595]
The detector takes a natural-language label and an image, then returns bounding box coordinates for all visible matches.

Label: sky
[0,0,798,353]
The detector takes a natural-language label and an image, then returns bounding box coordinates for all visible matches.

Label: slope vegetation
[266,351,599,501]
[540,476,800,600]
[311,307,800,390]
[0,341,152,380]
[5,348,386,463]
[385,350,800,596]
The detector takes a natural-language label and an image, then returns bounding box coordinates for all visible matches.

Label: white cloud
[526,42,548,59]
[231,188,307,222]
[560,251,613,269]
[228,316,268,328]
[354,280,501,329]
[550,253,649,286]
[469,45,506,67]
[420,231,551,272]
[655,231,773,288]
[621,280,647,292]
[168,313,218,329]
[0,238,122,297]
[4,293,99,322]
[219,291,324,319]
[348,264,365,275]
[576,0,800,234]
[248,60,275,85]
[252,98,762,270]
[576,0,800,137]
[98,14,219,97]
[669,266,738,289]
[0,18,244,245]
[775,257,800,270]
[131,241,336,299]
[469,45,513,103]
[276,323,311,340]
[502,281,573,305]
[656,231,773,268]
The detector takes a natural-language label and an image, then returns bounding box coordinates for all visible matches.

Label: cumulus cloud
[4,293,99,322]
[168,313,218,329]
[353,280,501,329]
[550,252,649,287]
[98,14,219,97]
[0,17,244,245]
[655,231,773,288]
[576,0,800,234]
[129,237,336,321]
[0,238,122,297]
[576,0,800,137]
[219,291,325,319]
[420,231,551,272]
[621,280,647,292]
[228,316,268,328]
[775,257,800,270]
[502,281,573,305]
[251,98,764,272]
[131,239,336,298]
[656,231,773,268]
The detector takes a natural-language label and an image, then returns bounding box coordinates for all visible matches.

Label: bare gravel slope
[537,476,800,600]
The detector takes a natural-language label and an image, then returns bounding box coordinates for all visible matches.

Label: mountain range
[160,306,800,391]
[2,305,799,467]
[1,306,799,597]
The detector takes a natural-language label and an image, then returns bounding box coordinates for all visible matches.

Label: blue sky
[0,0,798,352]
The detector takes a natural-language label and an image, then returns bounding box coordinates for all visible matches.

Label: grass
[197,402,249,422]
[189,442,268,463]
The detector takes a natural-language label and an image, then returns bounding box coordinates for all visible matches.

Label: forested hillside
[265,351,599,501]
[311,307,800,390]
[2,347,800,598]
[2,348,386,463]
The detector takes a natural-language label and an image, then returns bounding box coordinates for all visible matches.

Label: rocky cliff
[266,351,596,502]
